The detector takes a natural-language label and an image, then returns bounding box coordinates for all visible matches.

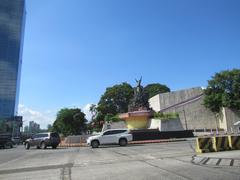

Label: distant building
[29,121,40,133]
[0,0,26,135]
[149,87,240,133]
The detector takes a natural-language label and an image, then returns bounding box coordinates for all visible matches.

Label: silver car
[25,132,60,150]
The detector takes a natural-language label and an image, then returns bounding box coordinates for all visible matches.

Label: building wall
[148,118,161,129]
[157,87,203,110]
[102,121,127,131]
[219,108,228,131]
[149,87,218,131]
[163,97,217,130]
[149,95,160,112]
[221,108,240,133]
[0,0,25,119]
[149,118,184,131]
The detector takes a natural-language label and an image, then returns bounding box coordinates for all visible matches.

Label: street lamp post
[183,108,188,130]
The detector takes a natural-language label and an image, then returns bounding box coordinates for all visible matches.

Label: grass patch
[153,112,179,120]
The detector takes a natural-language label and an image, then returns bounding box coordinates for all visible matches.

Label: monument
[119,78,153,130]
[128,77,150,111]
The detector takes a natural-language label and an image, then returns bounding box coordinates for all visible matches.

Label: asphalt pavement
[0,139,239,180]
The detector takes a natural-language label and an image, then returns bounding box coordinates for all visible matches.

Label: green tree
[144,83,170,98]
[104,113,121,122]
[89,83,133,132]
[204,69,240,113]
[89,111,105,132]
[52,108,87,136]
[97,82,134,115]
[89,104,97,120]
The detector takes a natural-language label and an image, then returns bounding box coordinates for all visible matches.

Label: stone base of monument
[119,110,153,130]
[149,118,184,131]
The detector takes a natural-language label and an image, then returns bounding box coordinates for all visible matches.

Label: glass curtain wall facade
[0,0,26,121]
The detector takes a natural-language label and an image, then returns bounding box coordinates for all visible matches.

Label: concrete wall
[149,87,203,111]
[149,87,218,131]
[221,108,240,133]
[149,95,160,112]
[65,135,91,144]
[149,118,184,131]
[160,118,184,132]
[148,118,161,129]
[219,108,228,130]
[166,96,217,130]
[102,121,127,131]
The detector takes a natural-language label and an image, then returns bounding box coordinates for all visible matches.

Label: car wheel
[52,145,57,149]
[119,138,127,146]
[25,142,30,150]
[40,142,47,149]
[91,140,99,148]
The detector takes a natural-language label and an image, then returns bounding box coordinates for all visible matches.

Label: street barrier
[213,136,230,152]
[228,135,240,150]
[196,137,214,153]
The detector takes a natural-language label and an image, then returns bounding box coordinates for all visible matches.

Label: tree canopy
[97,82,134,115]
[204,69,240,113]
[144,83,170,98]
[52,108,87,136]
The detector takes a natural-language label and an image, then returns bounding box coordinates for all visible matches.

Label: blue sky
[19,0,240,128]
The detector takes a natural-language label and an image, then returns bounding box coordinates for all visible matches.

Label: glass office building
[0,0,26,122]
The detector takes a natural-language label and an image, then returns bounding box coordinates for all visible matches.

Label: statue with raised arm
[129,77,149,111]
[135,76,142,88]
[135,77,143,94]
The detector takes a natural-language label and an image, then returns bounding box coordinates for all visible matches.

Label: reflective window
[0,0,25,119]
[103,130,127,135]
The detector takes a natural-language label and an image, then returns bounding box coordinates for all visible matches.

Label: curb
[129,139,186,144]
[58,138,187,148]
[58,143,87,148]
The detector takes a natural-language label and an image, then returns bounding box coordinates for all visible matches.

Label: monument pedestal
[119,110,153,130]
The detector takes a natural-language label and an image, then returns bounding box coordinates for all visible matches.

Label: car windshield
[102,130,127,135]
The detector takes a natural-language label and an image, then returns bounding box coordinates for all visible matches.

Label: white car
[87,129,133,148]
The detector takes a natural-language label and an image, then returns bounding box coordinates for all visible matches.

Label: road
[0,140,240,180]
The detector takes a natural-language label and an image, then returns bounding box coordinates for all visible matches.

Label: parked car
[87,129,133,148]
[24,132,60,150]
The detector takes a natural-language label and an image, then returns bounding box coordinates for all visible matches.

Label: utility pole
[183,108,188,130]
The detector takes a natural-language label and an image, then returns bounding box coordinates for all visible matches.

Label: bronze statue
[135,77,142,90]
[129,77,149,111]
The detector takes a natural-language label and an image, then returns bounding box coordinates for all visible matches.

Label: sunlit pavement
[0,140,239,180]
